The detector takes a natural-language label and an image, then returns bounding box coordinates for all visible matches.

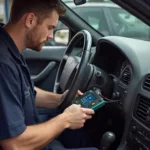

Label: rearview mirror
[54,29,69,46]
[74,0,86,5]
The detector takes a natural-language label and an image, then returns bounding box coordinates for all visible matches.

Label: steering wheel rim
[54,30,92,110]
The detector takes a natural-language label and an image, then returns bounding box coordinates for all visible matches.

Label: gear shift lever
[100,131,115,150]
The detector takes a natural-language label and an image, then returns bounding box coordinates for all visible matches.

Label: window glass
[45,21,69,46]
[62,0,150,41]
[0,0,12,23]
[108,7,150,40]
[74,7,109,35]
[0,0,5,23]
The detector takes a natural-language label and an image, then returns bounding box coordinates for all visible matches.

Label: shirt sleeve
[0,64,26,140]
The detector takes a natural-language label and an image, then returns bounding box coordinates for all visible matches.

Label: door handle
[31,61,57,82]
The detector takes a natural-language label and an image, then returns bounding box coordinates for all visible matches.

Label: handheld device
[73,90,105,111]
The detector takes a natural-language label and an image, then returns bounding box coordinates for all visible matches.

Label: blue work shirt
[0,25,39,148]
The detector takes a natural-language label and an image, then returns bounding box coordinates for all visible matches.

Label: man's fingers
[81,108,95,115]
[77,90,83,96]
[75,90,83,98]
[83,113,92,120]
[85,115,92,120]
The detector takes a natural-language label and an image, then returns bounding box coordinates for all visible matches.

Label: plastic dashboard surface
[93,36,150,150]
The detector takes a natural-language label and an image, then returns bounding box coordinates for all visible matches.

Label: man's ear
[25,13,37,28]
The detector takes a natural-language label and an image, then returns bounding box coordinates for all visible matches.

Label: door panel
[31,61,57,82]
[23,47,66,61]
[23,46,67,91]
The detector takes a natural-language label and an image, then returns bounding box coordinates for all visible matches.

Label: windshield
[62,0,150,41]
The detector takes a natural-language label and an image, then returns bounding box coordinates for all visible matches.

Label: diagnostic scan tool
[73,90,105,111]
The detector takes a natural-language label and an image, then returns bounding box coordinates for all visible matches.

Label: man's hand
[63,104,95,130]
[76,90,83,97]
[60,90,83,105]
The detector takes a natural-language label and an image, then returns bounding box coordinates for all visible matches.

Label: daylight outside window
[0,0,5,23]
[61,0,150,42]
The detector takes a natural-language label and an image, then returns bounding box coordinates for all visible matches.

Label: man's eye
[48,26,52,30]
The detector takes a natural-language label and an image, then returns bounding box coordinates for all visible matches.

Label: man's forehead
[49,9,59,19]
[47,12,59,27]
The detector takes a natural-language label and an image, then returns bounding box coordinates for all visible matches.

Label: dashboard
[90,36,150,150]
[90,38,133,104]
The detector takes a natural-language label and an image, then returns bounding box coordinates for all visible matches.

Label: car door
[23,46,66,92]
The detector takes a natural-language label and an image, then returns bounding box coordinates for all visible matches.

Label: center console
[125,95,150,150]
[126,119,150,150]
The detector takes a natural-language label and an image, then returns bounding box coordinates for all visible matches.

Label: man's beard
[30,40,47,52]
[33,43,44,52]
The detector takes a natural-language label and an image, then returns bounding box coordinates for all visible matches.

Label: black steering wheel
[54,30,92,110]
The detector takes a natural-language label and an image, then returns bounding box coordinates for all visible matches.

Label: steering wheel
[54,30,92,110]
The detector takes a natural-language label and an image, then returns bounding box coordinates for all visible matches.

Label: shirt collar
[0,24,23,65]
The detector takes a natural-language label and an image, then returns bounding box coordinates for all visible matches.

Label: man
[0,0,96,150]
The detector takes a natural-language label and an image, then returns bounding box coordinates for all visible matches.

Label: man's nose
[47,32,53,39]
[47,35,53,39]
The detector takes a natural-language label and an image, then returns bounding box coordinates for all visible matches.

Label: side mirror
[54,29,69,46]
[74,0,86,5]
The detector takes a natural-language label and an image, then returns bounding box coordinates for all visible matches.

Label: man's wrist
[47,92,63,106]
[58,112,71,129]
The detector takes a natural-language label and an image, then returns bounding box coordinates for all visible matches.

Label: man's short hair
[9,0,66,24]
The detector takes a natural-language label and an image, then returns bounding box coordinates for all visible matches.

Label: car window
[107,7,150,40]
[74,7,109,35]
[62,0,150,41]
[45,21,69,46]
[0,0,5,23]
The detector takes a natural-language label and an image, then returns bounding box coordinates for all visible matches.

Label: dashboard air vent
[135,96,150,127]
[120,67,131,85]
[143,75,150,92]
